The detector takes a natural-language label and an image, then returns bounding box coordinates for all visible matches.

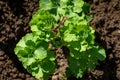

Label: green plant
[14,0,106,79]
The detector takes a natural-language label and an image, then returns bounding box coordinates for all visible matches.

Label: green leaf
[26,40,36,49]
[14,46,24,54]
[68,57,84,78]
[32,66,43,78]
[17,50,29,58]
[85,14,93,22]
[69,41,80,50]
[23,58,36,68]
[80,43,88,52]
[36,67,43,78]
[51,37,62,48]
[30,25,39,32]
[30,10,55,32]
[69,48,80,59]
[16,37,26,47]
[63,31,78,42]
[60,0,68,8]
[47,50,56,61]
[40,0,53,10]
[73,0,84,13]
[82,2,91,13]
[40,0,59,10]
[76,69,84,78]
[23,33,34,42]
[64,33,77,42]
[87,61,96,70]
[57,7,66,15]
[97,49,106,61]
[42,60,55,73]
[34,47,47,60]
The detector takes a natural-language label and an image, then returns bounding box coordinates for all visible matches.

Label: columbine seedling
[14,0,106,79]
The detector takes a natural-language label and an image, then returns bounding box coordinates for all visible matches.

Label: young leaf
[73,0,84,13]
[40,0,53,10]
[22,58,36,68]
[97,49,106,61]
[34,47,47,61]
[40,0,59,10]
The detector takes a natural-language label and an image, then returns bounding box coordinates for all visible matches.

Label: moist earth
[0,0,120,80]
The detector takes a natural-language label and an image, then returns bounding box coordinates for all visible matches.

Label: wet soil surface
[0,0,120,80]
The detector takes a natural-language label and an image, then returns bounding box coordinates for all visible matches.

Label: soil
[0,0,120,80]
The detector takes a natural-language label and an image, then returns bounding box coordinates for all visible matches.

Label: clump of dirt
[52,48,68,80]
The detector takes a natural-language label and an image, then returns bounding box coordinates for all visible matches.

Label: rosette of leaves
[56,0,106,78]
[14,33,56,79]
[14,0,106,79]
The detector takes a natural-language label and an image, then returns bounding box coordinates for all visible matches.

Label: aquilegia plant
[14,0,106,79]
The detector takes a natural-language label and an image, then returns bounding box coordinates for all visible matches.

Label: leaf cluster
[14,0,106,79]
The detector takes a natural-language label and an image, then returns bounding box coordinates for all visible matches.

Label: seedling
[14,0,106,79]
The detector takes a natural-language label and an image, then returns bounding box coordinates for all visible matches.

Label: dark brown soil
[0,0,120,80]
[0,0,39,80]
[52,48,68,80]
